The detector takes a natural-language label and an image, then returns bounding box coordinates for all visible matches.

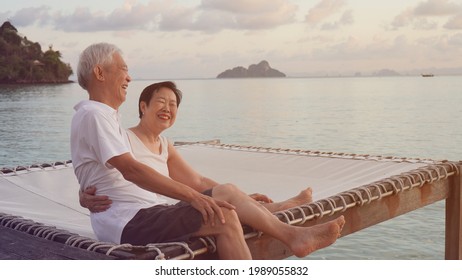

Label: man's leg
[193,207,252,260]
[212,184,345,258]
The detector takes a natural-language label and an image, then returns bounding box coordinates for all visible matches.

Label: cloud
[390,0,462,30]
[0,11,9,19]
[51,1,163,32]
[305,0,346,25]
[321,9,354,30]
[445,14,462,29]
[302,32,461,73]
[190,0,298,31]
[414,0,460,16]
[157,5,198,31]
[155,0,298,32]
[4,0,297,33]
[390,8,414,29]
[201,0,289,14]
[447,32,462,46]
[5,1,163,32]
[9,6,51,27]
[414,18,439,30]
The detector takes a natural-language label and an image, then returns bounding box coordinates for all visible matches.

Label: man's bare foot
[290,215,345,258]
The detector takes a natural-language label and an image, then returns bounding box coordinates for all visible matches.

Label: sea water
[1,76,461,259]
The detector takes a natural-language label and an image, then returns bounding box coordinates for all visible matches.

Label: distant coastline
[0,80,74,85]
[286,68,461,78]
[133,68,460,80]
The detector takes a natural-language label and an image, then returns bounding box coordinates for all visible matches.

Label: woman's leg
[261,187,313,213]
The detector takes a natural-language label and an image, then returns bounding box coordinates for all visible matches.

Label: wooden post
[445,162,462,259]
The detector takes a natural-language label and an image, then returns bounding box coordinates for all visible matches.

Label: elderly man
[71,42,344,259]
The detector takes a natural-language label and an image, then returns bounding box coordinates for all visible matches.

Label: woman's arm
[167,141,219,192]
[167,142,274,203]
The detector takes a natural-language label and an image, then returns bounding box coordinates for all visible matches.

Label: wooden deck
[0,226,115,260]
[0,219,224,260]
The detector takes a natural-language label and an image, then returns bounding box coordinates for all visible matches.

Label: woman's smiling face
[141,87,179,131]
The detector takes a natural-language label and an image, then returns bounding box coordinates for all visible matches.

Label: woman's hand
[249,193,273,203]
[79,186,112,213]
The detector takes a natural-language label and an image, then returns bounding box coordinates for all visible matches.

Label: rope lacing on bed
[197,142,449,164]
[148,242,194,260]
[0,160,72,175]
[1,214,72,241]
[66,235,99,248]
[0,212,217,260]
[265,161,460,228]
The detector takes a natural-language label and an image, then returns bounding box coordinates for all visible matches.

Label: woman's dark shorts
[120,189,212,245]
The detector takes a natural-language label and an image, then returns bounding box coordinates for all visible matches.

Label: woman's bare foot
[267,187,313,212]
[290,215,345,258]
[285,187,313,208]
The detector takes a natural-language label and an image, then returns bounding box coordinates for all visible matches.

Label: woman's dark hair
[138,81,182,118]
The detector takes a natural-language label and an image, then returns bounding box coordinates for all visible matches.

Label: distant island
[0,21,73,84]
[217,60,286,78]
[372,69,401,77]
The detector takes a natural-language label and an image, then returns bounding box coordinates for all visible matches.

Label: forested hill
[0,21,73,84]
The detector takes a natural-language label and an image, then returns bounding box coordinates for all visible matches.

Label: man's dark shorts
[121,189,212,245]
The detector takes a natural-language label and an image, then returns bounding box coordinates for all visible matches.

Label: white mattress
[0,143,433,240]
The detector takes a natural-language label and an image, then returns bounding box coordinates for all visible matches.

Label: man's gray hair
[77,43,122,90]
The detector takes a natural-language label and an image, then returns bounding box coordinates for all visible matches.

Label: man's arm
[108,152,235,225]
[79,186,112,212]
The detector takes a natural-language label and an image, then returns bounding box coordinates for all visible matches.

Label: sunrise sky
[2,0,462,78]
